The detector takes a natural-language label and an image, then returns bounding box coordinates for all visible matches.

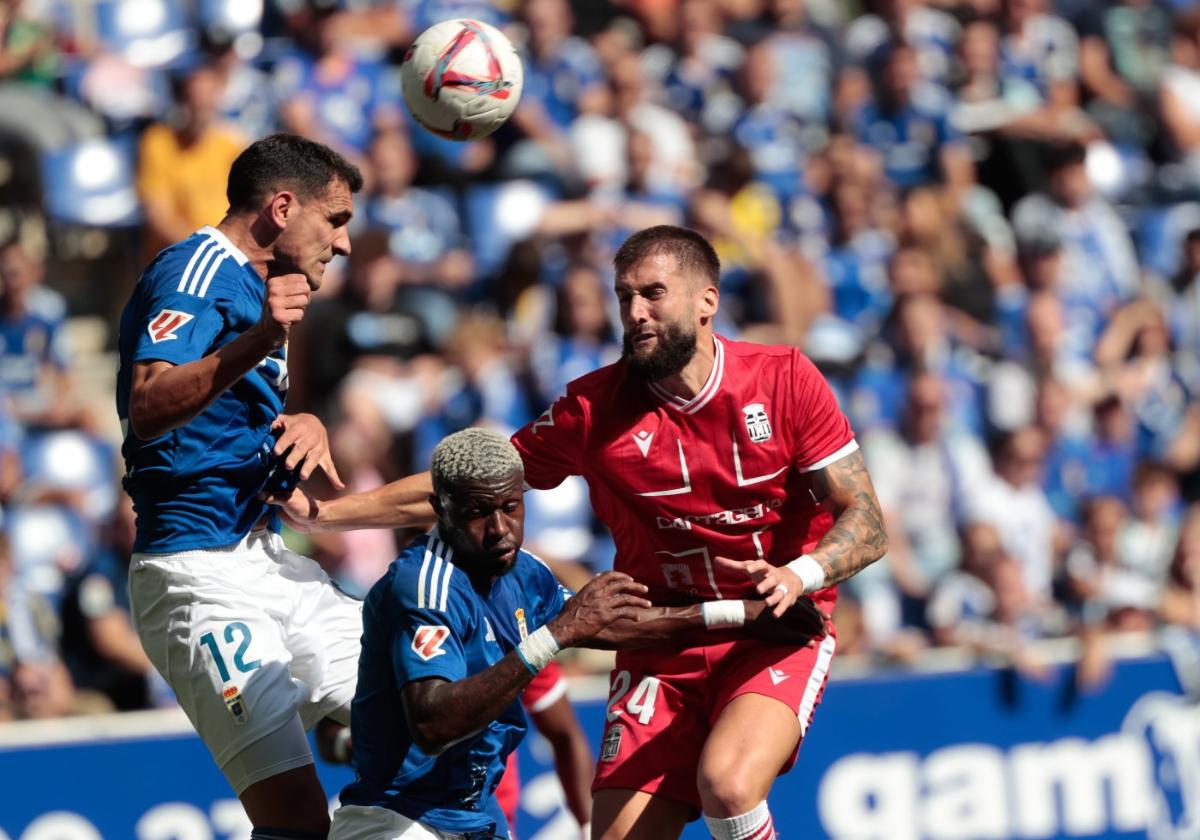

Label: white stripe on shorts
[797,634,836,736]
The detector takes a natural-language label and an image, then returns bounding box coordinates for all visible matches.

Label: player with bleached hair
[327,428,828,839]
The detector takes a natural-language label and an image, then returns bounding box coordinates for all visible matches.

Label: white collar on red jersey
[648,335,725,415]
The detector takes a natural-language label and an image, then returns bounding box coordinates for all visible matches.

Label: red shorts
[591,633,837,811]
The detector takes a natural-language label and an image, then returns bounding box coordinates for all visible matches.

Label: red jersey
[512,336,855,606]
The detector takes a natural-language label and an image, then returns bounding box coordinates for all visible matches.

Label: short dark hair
[226,133,364,213]
[613,225,720,289]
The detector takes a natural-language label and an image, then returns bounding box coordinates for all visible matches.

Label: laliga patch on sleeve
[412,625,451,660]
[147,308,194,343]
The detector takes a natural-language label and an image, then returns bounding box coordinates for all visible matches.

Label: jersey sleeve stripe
[525,676,567,712]
[797,439,859,473]
[196,252,229,298]
[797,634,836,735]
[186,243,223,296]
[176,238,217,293]
[417,543,433,609]
[438,552,454,612]
[428,543,445,611]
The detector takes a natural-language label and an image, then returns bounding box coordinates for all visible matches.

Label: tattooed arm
[715,448,888,617]
[805,448,889,586]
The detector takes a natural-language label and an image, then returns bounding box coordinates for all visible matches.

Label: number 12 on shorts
[606,671,660,725]
[199,621,262,682]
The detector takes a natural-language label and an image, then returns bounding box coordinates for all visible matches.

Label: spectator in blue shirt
[1087,393,1140,501]
[855,39,975,192]
[845,0,962,90]
[0,240,72,429]
[655,0,744,132]
[273,3,399,160]
[820,180,895,334]
[365,129,474,298]
[731,42,809,204]
[506,0,605,178]
[1034,377,1093,522]
[1011,144,1140,321]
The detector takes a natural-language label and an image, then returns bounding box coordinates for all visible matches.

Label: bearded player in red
[274,225,888,840]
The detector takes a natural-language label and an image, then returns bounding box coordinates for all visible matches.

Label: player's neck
[654,333,716,400]
[215,216,274,280]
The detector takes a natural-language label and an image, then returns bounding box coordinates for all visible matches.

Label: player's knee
[696,762,761,817]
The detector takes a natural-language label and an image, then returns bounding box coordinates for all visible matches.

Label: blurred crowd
[3,0,1200,720]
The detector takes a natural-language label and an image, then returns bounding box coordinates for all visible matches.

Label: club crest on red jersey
[412,625,451,660]
[743,402,772,443]
[147,309,194,343]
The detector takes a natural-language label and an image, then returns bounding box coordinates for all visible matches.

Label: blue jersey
[854,90,961,190]
[341,531,568,835]
[116,227,289,553]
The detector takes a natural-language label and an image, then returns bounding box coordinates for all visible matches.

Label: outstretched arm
[270,471,437,532]
[584,596,829,649]
[402,572,651,754]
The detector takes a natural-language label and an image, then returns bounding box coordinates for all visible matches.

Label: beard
[622,321,698,381]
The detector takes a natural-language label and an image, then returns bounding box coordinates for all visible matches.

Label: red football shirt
[512,336,856,607]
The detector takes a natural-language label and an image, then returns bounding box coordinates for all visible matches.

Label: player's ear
[698,284,719,322]
[267,190,298,230]
[428,493,445,519]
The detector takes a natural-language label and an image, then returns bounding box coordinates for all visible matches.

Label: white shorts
[329,805,507,840]
[129,529,363,793]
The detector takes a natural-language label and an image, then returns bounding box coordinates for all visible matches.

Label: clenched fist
[260,273,312,347]
[744,596,831,647]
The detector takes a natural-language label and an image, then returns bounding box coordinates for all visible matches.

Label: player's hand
[262,484,325,532]
[715,556,803,618]
[259,273,311,347]
[548,572,652,648]
[743,598,830,647]
[270,413,345,489]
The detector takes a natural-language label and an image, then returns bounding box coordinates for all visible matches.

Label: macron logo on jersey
[412,625,451,661]
[147,309,194,343]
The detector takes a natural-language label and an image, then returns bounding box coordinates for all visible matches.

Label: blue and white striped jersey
[116,226,290,553]
[341,529,568,835]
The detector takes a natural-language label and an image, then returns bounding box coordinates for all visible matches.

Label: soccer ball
[400,19,524,141]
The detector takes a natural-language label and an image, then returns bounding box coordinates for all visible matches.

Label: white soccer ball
[400,18,523,141]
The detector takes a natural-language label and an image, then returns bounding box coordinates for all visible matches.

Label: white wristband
[701,600,746,629]
[516,625,560,674]
[786,555,826,594]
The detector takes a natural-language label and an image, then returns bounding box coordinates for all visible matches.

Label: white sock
[704,801,776,840]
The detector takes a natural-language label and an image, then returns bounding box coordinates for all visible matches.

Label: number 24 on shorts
[199,621,262,682]
[606,671,661,725]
